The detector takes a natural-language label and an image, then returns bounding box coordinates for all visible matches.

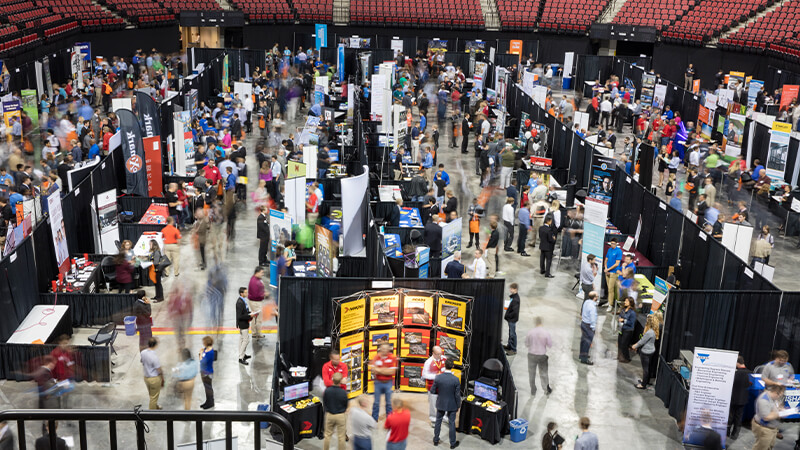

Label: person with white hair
[349,395,376,450]
[422,346,448,427]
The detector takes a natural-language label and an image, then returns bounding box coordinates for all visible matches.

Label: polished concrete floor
[3,87,800,449]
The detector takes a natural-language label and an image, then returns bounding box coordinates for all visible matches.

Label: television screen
[473,381,497,402]
[284,382,309,402]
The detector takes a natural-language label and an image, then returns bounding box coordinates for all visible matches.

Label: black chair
[88,322,118,356]
[480,358,504,382]
[100,256,117,292]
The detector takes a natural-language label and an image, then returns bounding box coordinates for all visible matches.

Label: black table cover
[38,293,138,327]
[0,343,111,382]
[654,356,689,421]
[271,400,324,444]
[457,398,509,445]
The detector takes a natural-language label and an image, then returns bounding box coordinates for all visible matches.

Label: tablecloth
[456,398,509,444]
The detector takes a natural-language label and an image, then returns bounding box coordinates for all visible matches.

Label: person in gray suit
[431,359,461,449]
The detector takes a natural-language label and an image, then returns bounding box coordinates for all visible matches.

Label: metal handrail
[0,408,295,450]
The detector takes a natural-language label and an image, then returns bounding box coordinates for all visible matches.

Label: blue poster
[441,217,462,261]
[747,80,763,110]
[399,207,422,227]
[75,42,91,61]
[315,24,327,49]
[384,234,401,256]
[338,44,345,82]
[582,222,605,265]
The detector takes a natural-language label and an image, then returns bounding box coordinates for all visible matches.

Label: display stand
[331,289,472,398]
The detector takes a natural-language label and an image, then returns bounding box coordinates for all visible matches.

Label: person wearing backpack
[541,422,565,449]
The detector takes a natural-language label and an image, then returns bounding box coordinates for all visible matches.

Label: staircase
[598,0,627,23]
[711,0,792,44]
[333,0,348,25]
[214,0,234,10]
[479,0,500,30]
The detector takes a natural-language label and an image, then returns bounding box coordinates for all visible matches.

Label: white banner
[653,84,667,110]
[233,82,252,101]
[370,73,386,122]
[683,348,738,449]
[341,167,369,256]
[473,62,487,91]
[47,192,70,274]
[533,86,547,108]
[563,52,575,78]
[96,188,119,254]
[391,39,403,56]
[284,177,306,225]
[767,121,792,180]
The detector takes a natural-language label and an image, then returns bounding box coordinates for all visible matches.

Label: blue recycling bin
[124,316,137,336]
[562,76,572,90]
[258,404,270,429]
[509,418,528,443]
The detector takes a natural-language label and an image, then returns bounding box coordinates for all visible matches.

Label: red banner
[143,136,163,197]
[698,105,709,125]
[781,85,799,109]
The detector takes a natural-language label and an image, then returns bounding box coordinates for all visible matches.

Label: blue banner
[315,24,327,49]
[582,222,605,265]
[338,44,345,82]
[75,42,91,61]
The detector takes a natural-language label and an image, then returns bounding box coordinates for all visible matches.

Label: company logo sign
[126,155,143,173]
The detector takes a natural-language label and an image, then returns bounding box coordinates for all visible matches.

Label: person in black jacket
[460,113,470,154]
[236,287,255,365]
[230,113,242,138]
[431,359,461,448]
[539,216,556,278]
[424,215,443,258]
[323,372,349,450]
[728,356,752,439]
[34,421,67,450]
[256,206,270,266]
[504,283,520,355]
[386,198,402,227]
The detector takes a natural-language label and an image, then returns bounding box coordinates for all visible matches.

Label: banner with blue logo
[588,155,616,203]
[337,44,345,82]
[683,348,737,449]
[315,24,327,49]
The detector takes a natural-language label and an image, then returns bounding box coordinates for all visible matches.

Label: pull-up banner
[135,91,161,138]
[683,348,737,449]
[118,109,148,196]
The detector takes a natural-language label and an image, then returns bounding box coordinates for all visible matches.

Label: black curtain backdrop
[0,237,39,342]
[32,222,58,294]
[774,293,800,369]
[0,343,110,382]
[119,223,166,246]
[38,293,138,327]
[62,179,97,256]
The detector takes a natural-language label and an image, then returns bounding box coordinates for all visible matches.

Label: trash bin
[509,418,528,443]
[562,76,572,90]
[257,403,270,429]
[124,316,137,336]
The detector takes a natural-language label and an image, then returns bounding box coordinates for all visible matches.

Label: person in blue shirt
[517,203,531,256]
[224,167,236,192]
[0,168,13,187]
[669,191,683,211]
[506,179,518,209]
[580,292,599,364]
[752,159,764,181]
[174,348,198,410]
[422,147,434,180]
[604,238,623,311]
[88,139,101,160]
[419,112,427,133]
[663,105,674,120]
[620,253,636,277]
[199,336,216,409]
[309,101,323,117]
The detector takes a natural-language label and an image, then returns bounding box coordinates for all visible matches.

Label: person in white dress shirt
[466,248,487,279]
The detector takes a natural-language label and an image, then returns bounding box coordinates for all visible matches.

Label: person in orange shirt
[161,216,182,277]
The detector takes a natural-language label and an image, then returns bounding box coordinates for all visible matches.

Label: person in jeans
[580,254,598,299]
[617,297,636,363]
[503,283,520,355]
[370,343,397,421]
[322,372,348,450]
[384,397,410,450]
[199,336,216,409]
[431,359,461,449]
[631,314,660,389]
[349,396,376,450]
[752,385,784,450]
[525,317,552,396]
[579,292,598,365]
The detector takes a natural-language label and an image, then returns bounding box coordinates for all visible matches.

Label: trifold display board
[332,289,472,397]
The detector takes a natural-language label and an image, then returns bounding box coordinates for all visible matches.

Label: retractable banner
[682,348,737,449]
[767,121,791,181]
[117,109,148,196]
[135,90,161,138]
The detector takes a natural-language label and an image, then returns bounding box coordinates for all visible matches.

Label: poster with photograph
[727,71,745,90]
[725,113,745,157]
[96,189,119,255]
[338,296,366,335]
[588,156,616,203]
[717,89,734,108]
[436,330,465,366]
[398,361,427,392]
[641,73,656,105]
[47,192,70,274]
[339,332,365,398]
[465,40,485,53]
[367,328,398,357]
[437,296,467,332]
[747,80,764,110]
[440,217,462,264]
[652,83,667,110]
[401,292,434,327]
[369,292,400,326]
[399,327,431,359]
[682,348,738,449]
[269,209,292,253]
[315,225,334,277]
[767,121,791,180]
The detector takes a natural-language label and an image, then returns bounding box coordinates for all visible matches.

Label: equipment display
[399,327,431,358]
[284,382,309,402]
[401,292,434,327]
[338,332,365,398]
[474,381,498,402]
[436,330,465,365]
[369,292,400,326]
[437,296,468,332]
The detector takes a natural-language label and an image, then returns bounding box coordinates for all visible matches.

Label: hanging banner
[172,111,194,176]
[652,84,667,110]
[725,113,745,157]
[135,91,161,138]
[682,348,738,449]
[717,88,734,108]
[588,155,616,203]
[222,54,230,93]
[473,61,487,91]
[767,121,791,181]
[698,105,710,126]
[143,136,163,197]
[338,44,345,82]
[509,39,522,64]
[185,89,199,118]
[315,225,334,277]
[563,52,574,78]
[0,61,9,94]
[641,73,656,105]
[118,109,148,196]
[747,80,764,110]
[269,209,292,254]
[338,332,365,398]
[652,276,673,312]
[315,23,328,49]
[42,56,53,99]
[692,79,700,94]
[495,67,508,110]
[781,85,799,109]
[287,160,306,179]
[727,71,745,90]
[47,192,70,275]
[75,42,92,81]
[70,49,82,89]
[341,168,368,256]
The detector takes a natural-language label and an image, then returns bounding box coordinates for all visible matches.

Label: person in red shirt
[370,343,397,421]
[322,351,349,390]
[50,335,75,382]
[102,126,113,153]
[203,159,222,185]
[161,216,182,277]
[384,397,410,449]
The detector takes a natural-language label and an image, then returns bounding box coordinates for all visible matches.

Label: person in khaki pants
[322,372,348,450]
[751,384,784,450]
[140,338,163,409]
[161,217,182,277]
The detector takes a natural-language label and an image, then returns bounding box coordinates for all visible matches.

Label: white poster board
[563,52,575,78]
[574,111,589,132]
[341,167,369,256]
[47,192,70,273]
[233,82,252,101]
[95,189,119,255]
[111,97,132,113]
[303,144,318,179]
[533,86,547,108]
[391,39,403,56]
[284,177,306,226]
[378,185,402,202]
[721,222,753,262]
[682,348,738,449]
[522,71,535,98]
[370,73,386,121]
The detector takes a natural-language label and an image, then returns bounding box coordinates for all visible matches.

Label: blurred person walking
[199,336,217,409]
